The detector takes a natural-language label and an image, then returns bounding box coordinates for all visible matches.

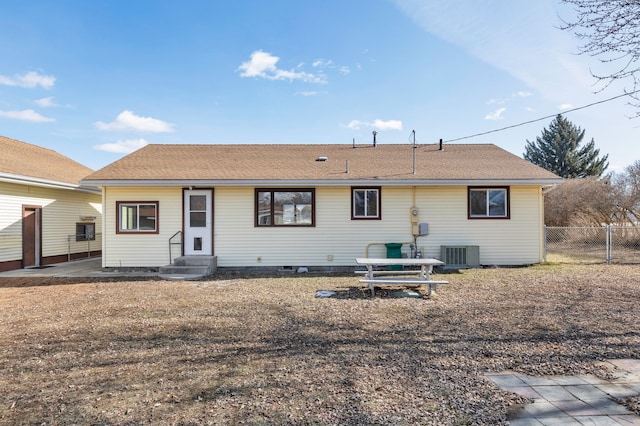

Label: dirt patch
[1,264,639,425]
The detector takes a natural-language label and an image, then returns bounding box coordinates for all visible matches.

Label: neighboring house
[0,136,102,272]
[81,142,562,270]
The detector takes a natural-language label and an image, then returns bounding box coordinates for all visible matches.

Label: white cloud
[0,109,55,122]
[345,119,403,131]
[238,50,278,77]
[346,120,364,130]
[373,119,403,131]
[485,107,506,120]
[238,50,327,83]
[95,110,174,133]
[339,66,351,75]
[312,59,333,68]
[487,98,507,105]
[295,90,326,96]
[34,96,58,107]
[558,103,573,110]
[0,71,55,89]
[515,91,532,98]
[94,138,148,154]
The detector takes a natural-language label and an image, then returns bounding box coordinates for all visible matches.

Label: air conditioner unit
[440,245,480,268]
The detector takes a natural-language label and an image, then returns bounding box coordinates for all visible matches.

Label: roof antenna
[352,137,355,148]
[372,131,377,147]
[411,130,417,174]
[439,138,444,151]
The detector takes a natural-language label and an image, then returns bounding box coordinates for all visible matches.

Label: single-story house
[0,136,102,272]
[82,142,562,270]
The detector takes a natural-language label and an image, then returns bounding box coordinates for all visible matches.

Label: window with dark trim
[468,187,510,219]
[76,223,95,241]
[255,189,315,226]
[351,187,381,220]
[116,201,159,233]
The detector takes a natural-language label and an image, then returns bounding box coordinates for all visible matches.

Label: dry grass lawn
[1,263,640,425]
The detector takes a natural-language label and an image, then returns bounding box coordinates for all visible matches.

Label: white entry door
[184,189,212,255]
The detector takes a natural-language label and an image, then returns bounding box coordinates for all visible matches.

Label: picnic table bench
[355,257,447,296]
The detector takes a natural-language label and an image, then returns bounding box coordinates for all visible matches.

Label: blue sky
[0,0,637,173]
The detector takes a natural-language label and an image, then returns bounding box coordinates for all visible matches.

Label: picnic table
[355,257,448,296]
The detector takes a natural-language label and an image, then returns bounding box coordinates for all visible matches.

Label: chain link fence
[545,226,640,264]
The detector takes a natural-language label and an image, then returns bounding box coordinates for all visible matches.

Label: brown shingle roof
[83,143,560,183]
[0,135,94,185]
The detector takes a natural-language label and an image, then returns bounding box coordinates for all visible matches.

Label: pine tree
[523,114,609,178]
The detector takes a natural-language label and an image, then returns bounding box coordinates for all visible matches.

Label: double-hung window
[468,187,509,219]
[117,201,159,233]
[256,189,314,226]
[352,187,381,220]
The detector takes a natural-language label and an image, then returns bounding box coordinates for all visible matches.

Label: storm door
[183,189,212,255]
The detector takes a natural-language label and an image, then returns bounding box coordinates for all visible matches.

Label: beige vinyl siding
[102,187,182,268]
[414,186,544,265]
[0,181,102,262]
[214,187,417,267]
[214,185,544,267]
[214,187,402,267]
[101,184,544,268]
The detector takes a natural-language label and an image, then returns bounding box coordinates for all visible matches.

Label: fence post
[606,225,612,264]
[543,226,548,262]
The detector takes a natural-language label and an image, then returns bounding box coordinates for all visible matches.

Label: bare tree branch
[560,0,640,114]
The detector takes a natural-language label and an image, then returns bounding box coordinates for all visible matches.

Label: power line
[443,90,640,143]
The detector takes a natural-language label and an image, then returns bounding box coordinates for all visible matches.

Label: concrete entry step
[159,256,217,280]
[173,255,217,267]
[158,272,208,281]
[159,265,210,275]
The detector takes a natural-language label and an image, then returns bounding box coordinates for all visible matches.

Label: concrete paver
[508,419,545,426]
[517,375,560,387]
[567,384,610,401]
[486,359,640,425]
[535,385,579,402]
[552,376,591,386]
[504,386,544,400]
[552,399,602,417]
[538,417,582,426]
[596,383,639,399]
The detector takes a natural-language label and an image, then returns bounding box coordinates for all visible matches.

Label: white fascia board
[82,178,564,187]
[1,173,101,194]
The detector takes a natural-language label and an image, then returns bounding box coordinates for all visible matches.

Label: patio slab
[486,359,640,425]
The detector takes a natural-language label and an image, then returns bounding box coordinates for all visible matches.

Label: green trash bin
[385,243,403,270]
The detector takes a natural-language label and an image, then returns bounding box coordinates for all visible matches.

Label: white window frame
[116,201,159,233]
[468,187,510,219]
[352,187,381,220]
